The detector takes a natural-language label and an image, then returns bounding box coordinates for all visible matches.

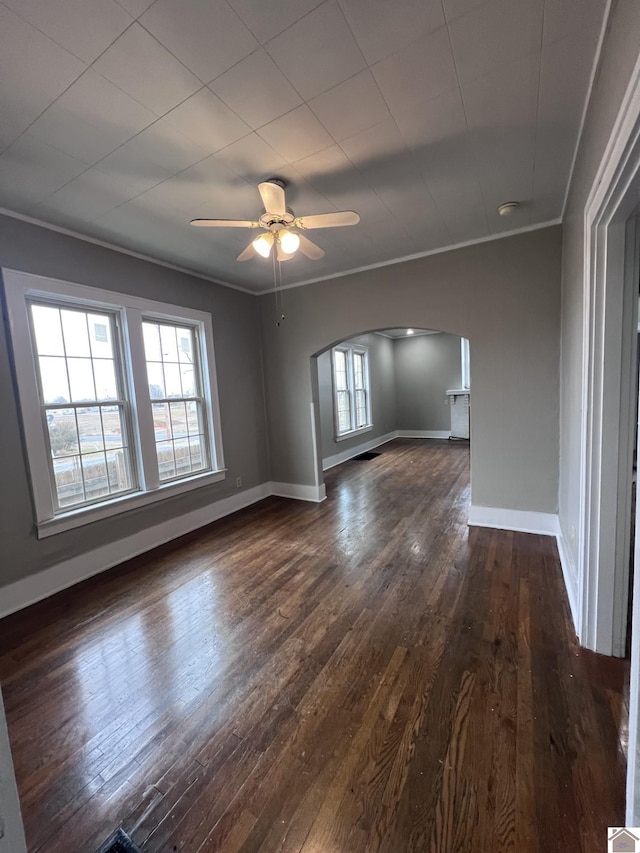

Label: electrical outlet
[236,476,242,488]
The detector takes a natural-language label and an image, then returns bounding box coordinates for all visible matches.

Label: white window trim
[332,344,372,440]
[3,268,226,538]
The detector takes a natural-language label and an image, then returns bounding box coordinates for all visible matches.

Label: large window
[332,345,371,438]
[31,302,134,510]
[4,269,225,537]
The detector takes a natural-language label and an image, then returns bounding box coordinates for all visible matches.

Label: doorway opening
[311,327,470,489]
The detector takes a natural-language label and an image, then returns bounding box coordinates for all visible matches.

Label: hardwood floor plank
[0,439,626,852]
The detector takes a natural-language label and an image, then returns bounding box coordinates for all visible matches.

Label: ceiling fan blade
[297,233,325,260]
[236,241,256,262]
[258,181,286,216]
[190,218,259,228]
[294,211,360,230]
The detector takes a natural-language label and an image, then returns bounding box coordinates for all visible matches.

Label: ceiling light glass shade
[279,229,300,254]
[253,232,274,258]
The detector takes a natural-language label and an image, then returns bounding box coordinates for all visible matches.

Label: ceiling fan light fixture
[252,232,274,258]
[279,229,300,254]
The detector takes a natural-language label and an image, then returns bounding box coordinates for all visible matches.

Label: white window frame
[331,344,372,440]
[3,269,226,538]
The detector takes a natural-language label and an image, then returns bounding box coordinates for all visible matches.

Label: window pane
[160,324,179,363]
[82,452,109,499]
[68,358,96,402]
[39,356,70,404]
[337,388,351,433]
[77,408,104,452]
[156,440,177,481]
[354,354,364,389]
[174,438,191,476]
[143,322,162,361]
[53,455,84,507]
[164,363,182,398]
[93,359,118,400]
[106,449,131,494]
[180,364,196,396]
[170,401,187,437]
[189,435,204,469]
[31,305,64,356]
[334,350,348,391]
[152,402,171,441]
[47,409,79,457]
[355,389,367,427]
[177,328,193,363]
[147,362,165,398]
[186,401,201,436]
[61,309,91,357]
[88,314,113,359]
[101,406,125,450]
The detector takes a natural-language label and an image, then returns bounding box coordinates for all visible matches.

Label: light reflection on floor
[72,573,222,788]
[165,574,222,709]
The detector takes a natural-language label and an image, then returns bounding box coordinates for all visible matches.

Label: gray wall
[0,214,269,587]
[317,332,396,460]
[0,686,26,853]
[558,2,640,565]
[260,225,562,513]
[394,333,461,431]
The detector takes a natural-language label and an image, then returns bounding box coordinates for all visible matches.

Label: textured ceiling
[0,0,606,293]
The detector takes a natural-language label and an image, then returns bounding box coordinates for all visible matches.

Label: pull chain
[273,241,285,326]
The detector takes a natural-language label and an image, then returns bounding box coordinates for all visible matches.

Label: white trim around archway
[578,55,640,656]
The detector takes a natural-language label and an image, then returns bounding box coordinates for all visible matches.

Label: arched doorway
[311,328,470,492]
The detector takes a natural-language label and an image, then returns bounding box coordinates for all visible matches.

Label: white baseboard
[469,504,579,636]
[396,430,451,439]
[270,481,326,502]
[0,483,271,619]
[322,429,450,470]
[468,504,559,535]
[555,526,580,638]
[322,431,397,471]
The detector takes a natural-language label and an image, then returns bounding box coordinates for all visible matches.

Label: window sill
[36,468,227,539]
[335,425,373,442]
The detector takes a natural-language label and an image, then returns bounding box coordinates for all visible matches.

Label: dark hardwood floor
[0,439,627,852]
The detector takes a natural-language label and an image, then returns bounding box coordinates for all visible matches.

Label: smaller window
[332,345,372,438]
[142,321,209,484]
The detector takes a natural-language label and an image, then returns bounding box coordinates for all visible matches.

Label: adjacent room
[0,1,639,851]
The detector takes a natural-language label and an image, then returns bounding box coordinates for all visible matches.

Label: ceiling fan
[190,179,360,262]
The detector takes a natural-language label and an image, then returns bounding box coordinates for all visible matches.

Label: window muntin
[332,345,371,437]
[29,302,135,510]
[142,321,209,483]
[4,269,226,537]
